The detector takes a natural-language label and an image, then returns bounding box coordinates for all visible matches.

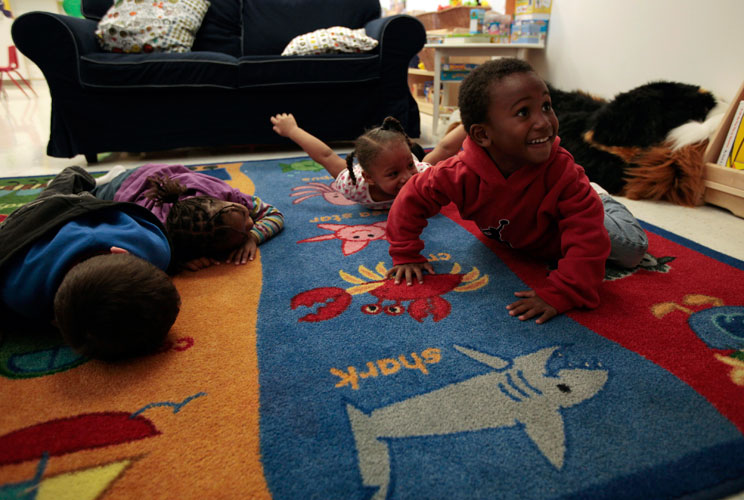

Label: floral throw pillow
[95,0,210,53]
[281,27,378,56]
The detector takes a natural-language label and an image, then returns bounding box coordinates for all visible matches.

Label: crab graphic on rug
[291,262,488,322]
[346,345,609,500]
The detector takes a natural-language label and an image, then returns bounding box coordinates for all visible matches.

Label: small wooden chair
[0,46,37,98]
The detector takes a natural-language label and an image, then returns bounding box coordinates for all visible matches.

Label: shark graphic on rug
[346,345,608,500]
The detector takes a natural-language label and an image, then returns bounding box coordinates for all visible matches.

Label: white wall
[1,0,61,79]
[531,0,743,103]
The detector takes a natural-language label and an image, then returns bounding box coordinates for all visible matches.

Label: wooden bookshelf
[409,42,544,134]
[408,68,458,117]
[702,80,744,218]
[414,97,433,115]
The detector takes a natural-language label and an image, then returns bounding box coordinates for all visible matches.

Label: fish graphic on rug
[280,159,325,172]
[346,345,608,500]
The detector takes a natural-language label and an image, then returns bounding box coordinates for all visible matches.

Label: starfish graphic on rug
[297,221,387,256]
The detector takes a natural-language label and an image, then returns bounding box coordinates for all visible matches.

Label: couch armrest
[364,14,425,135]
[12,12,100,85]
[365,14,426,62]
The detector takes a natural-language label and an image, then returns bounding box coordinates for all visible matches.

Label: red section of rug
[441,203,744,434]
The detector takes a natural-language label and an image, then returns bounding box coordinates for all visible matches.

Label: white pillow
[281,27,378,56]
[95,0,210,53]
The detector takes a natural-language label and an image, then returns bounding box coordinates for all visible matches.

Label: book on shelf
[443,33,492,44]
[729,116,744,170]
[717,99,744,168]
[441,62,478,81]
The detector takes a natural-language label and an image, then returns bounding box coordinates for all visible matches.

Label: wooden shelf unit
[408,67,459,118]
[409,42,545,135]
[702,80,744,218]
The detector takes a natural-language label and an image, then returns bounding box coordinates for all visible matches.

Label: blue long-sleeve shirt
[1,209,170,320]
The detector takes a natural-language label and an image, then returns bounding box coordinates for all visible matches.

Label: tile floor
[2,81,743,261]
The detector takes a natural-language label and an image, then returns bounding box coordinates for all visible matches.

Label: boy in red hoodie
[386,58,647,324]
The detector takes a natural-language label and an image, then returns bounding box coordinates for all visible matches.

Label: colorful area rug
[2,157,744,499]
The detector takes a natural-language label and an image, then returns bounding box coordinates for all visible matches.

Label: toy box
[437,6,483,30]
[510,19,548,45]
[469,8,485,34]
[415,6,483,32]
[514,0,552,20]
[702,80,744,218]
[485,11,511,43]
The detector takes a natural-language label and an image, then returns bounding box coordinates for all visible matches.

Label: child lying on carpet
[94,163,284,271]
[0,166,180,361]
[385,58,648,325]
[270,113,467,210]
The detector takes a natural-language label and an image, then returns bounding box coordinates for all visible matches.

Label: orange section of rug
[0,164,270,497]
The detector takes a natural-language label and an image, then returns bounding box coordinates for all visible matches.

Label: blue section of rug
[240,157,744,499]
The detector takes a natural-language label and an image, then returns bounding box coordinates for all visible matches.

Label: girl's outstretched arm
[271,113,347,178]
[422,124,467,165]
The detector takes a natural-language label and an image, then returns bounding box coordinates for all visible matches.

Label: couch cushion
[79,52,238,88]
[95,0,210,53]
[191,0,242,57]
[281,26,378,56]
[237,53,379,88]
[241,0,381,55]
[84,0,242,56]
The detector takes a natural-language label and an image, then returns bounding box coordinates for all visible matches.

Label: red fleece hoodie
[386,136,610,313]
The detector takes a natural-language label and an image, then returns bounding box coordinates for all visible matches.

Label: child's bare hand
[227,234,258,265]
[506,290,558,324]
[270,113,298,137]
[183,256,220,272]
[386,262,435,285]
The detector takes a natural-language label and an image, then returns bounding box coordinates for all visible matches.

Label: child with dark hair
[385,58,648,324]
[94,163,284,271]
[270,113,467,209]
[54,252,179,360]
[0,166,180,361]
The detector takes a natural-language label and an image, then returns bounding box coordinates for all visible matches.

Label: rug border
[640,219,744,270]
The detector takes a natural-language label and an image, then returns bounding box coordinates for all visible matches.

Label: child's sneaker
[590,181,609,196]
[95,165,127,186]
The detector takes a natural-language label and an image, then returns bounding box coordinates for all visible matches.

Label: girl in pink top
[271,113,466,209]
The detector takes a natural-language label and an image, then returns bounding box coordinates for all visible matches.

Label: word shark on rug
[346,345,608,499]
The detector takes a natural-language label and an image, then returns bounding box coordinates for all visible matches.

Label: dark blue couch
[12,0,425,162]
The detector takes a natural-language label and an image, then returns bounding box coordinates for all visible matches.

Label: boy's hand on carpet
[506,290,558,324]
[183,256,220,272]
[227,235,258,265]
[387,262,435,286]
